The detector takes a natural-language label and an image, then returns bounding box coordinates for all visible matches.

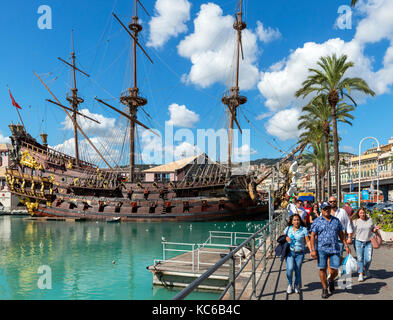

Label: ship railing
[20,140,97,169]
[172,209,288,300]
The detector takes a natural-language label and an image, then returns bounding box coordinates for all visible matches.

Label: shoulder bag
[370,229,382,249]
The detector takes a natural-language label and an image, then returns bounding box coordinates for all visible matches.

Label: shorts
[317,250,341,270]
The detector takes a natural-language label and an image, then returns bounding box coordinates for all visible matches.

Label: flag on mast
[9,89,22,109]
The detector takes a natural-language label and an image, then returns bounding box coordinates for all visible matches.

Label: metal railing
[154,231,256,272]
[172,210,288,300]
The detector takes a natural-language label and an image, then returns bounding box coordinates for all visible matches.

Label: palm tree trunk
[329,91,341,204]
[323,131,332,198]
[320,171,325,202]
[315,163,319,202]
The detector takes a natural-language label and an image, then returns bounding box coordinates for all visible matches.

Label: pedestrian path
[254,243,393,300]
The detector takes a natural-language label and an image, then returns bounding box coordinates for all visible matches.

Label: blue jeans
[286,250,305,286]
[355,239,373,274]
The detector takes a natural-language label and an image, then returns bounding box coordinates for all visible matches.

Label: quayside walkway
[172,210,393,300]
[253,244,393,300]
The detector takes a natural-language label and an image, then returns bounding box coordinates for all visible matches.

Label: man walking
[287,197,297,217]
[328,196,353,259]
[310,202,351,299]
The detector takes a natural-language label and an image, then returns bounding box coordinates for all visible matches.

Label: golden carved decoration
[40,182,45,197]
[66,160,73,169]
[20,198,40,216]
[20,150,43,171]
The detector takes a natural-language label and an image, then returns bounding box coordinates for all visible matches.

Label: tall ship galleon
[5,0,303,222]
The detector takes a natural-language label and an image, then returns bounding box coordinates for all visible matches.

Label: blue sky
[0,0,392,166]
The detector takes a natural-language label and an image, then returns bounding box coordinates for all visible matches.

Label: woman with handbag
[283,214,312,294]
[352,207,381,282]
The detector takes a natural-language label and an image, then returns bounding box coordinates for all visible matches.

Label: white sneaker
[294,285,301,294]
[287,285,293,294]
[358,274,364,282]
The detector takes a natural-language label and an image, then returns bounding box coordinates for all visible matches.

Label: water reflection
[0,216,267,300]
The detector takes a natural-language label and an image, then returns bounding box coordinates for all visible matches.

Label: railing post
[197,244,200,271]
[192,244,195,272]
[251,238,256,298]
[263,228,267,273]
[229,254,236,300]
[163,242,166,261]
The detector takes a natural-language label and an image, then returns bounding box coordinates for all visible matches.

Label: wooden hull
[7,126,269,223]
[33,203,269,222]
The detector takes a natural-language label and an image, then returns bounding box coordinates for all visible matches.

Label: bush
[370,210,393,232]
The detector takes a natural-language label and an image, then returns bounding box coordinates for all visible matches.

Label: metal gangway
[153,230,261,273]
[171,210,288,300]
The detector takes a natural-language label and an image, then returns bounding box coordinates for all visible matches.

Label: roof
[0,168,6,177]
[0,144,11,151]
[143,154,208,173]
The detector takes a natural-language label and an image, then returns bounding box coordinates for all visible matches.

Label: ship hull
[33,203,269,222]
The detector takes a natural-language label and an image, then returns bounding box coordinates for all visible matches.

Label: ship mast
[222,0,247,178]
[69,31,82,166]
[119,0,148,183]
[95,1,155,178]
[56,30,89,167]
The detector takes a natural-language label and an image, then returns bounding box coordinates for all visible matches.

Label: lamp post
[358,137,381,208]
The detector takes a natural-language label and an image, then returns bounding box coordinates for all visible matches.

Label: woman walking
[284,214,312,294]
[352,207,380,282]
[310,202,320,224]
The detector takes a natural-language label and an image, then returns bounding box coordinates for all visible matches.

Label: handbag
[275,227,290,259]
[370,230,382,249]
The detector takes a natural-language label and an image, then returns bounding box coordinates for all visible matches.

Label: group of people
[284,196,380,299]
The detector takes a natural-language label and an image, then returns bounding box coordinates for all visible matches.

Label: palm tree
[351,0,358,7]
[299,95,355,198]
[299,138,326,202]
[298,120,324,201]
[295,54,375,203]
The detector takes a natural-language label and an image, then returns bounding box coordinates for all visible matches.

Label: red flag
[9,89,22,110]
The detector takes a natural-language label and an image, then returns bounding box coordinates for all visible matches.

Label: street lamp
[358,137,381,208]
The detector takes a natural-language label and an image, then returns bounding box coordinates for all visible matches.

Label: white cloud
[165,103,200,128]
[258,0,393,140]
[256,111,274,121]
[234,144,257,157]
[171,141,199,160]
[0,132,10,144]
[61,108,117,137]
[256,21,281,43]
[265,108,302,141]
[177,3,260,90]
[147,0,191,49]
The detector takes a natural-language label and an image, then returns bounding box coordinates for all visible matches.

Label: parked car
[364,202,377,211]
[372,202,393,212]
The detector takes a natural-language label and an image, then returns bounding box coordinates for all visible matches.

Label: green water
[0,215,267,300]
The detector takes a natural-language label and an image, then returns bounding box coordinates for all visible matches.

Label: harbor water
[0,215,267,300]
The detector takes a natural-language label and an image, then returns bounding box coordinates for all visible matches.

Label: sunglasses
[329,200,337,203]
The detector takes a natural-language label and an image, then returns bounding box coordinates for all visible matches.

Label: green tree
[295,54,375,203]
[299,95,355,198]
[351,0,358,7]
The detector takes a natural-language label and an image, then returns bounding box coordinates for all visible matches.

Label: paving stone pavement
[254,243,393,300]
